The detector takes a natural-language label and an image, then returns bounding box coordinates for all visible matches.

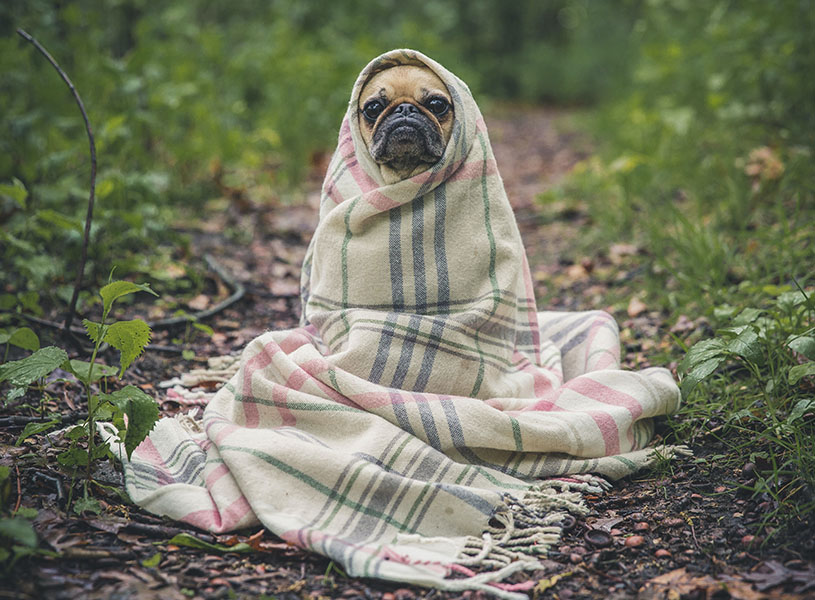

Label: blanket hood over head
[301,49,548,399]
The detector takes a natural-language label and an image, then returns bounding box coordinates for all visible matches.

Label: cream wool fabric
[116,50,682,598]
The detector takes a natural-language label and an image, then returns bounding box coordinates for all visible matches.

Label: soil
[1,106,813,600]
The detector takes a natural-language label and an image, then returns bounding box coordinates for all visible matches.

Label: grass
[540,105,815,538]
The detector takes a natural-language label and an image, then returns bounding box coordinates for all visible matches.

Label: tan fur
[358,65,453,182]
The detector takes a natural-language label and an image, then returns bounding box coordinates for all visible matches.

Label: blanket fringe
[159,354,240,405]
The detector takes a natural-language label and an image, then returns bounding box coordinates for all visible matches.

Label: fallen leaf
[187,294,211,311]
[627,297,648,318]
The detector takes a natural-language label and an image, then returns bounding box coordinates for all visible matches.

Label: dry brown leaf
[627,297,648,318]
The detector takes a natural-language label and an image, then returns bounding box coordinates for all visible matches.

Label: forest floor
[2,106,813,599]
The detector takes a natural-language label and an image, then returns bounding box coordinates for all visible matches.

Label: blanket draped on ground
[115,50,681,598]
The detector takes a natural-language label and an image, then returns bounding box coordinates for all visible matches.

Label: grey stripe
[368,312,398,384]
[412,317,446,392]
[391,314,421,388]
[411,194,427,312]
[433,185,449,306]
[416,395,442,450]
[390,390,415,435]
[389,206,404,309]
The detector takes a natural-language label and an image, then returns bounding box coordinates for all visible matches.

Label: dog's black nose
[393,103,419,116]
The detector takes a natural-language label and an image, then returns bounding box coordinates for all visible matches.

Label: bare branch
[16,29,97,331]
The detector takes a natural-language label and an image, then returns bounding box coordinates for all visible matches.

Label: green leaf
[66,360,118,384]
[14,507,38,520]
[36,209,83,234]
[102,385,159,459]
[0,294,15,311]
[65,425,87,440]
[726,326,763,364]
[15,419,60,446]
[165,533,252,554]
[103,320,152,376]
[192,322,214,336]
[57,447,89,467]
[0,517,38,548]
[0,178,28,209]
[733,307,763,325]
[99,281,158,316]
[0,346,68,387]
[787,335,815,361]
[680,356,724,398]
[82,320,104,345]
[777,290,812,311]
[787,399,815,424]
[678,338,726,374]
[141,552,162,568]
[72,496,102,516]
[789,363,815,385]
[8,327,40,352]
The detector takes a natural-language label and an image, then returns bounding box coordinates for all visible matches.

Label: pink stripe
[364,189,401,211]
[279,329,312,354]
[446,157,499,182]
[273,385,296,426]
[566,377,645,451]
[205,462,231,488]
[513,352,555,396]
[132,437,175,485]
[584,313,619,371]
[242,341,281,427]
[182,494,253,533]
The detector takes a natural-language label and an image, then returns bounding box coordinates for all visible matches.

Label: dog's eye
[362,100,384,122]
[426,97,450,117]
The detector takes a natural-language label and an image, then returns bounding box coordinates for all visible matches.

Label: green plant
[1,279,161,513]
[676,286,815,531]
[0,466,54,571]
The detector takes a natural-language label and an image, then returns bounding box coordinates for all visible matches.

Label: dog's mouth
[373,114,443,163]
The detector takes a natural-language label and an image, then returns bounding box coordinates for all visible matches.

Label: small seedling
[0,279,162,513]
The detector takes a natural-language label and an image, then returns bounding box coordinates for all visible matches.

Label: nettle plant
[677,286,815,525]
[0,281,160,511]
[679,287,815,406]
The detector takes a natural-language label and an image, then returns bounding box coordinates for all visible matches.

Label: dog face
[358,65,453,183]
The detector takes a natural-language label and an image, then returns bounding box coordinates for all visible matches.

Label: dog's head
[358,65,454,183]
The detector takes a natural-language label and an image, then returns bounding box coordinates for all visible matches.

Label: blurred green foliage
[1,0,813,315]
[1,0,638,304]
[545,0,815,312]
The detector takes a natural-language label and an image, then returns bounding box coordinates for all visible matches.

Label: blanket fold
[115,49,682,598]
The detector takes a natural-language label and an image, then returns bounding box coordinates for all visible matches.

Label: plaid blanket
[114,50,682,598]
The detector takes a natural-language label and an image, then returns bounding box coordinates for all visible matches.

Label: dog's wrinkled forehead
[358,65,450,109]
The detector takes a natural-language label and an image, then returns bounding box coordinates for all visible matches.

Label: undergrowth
[541,1,815,535]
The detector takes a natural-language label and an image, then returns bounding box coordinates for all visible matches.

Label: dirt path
[3,107,812,599]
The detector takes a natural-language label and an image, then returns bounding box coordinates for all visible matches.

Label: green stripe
[509,417,523,452]
[319,462,368,529]
[241,397,361,413]
[613,455,639,472]
[385,435,413,470]
[331,318,513,366]
[470,132,501,396]
[340,197,361,333]
[220,445,412,530]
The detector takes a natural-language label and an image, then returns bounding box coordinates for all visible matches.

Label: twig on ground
[18,254,245,352]
[147,254,246,328]
[16,29,97,332]
[0,412,88,429]
[32,471,65,504]
[14,464,22,514]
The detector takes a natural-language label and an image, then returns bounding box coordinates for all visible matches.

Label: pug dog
[358,65,454,183]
